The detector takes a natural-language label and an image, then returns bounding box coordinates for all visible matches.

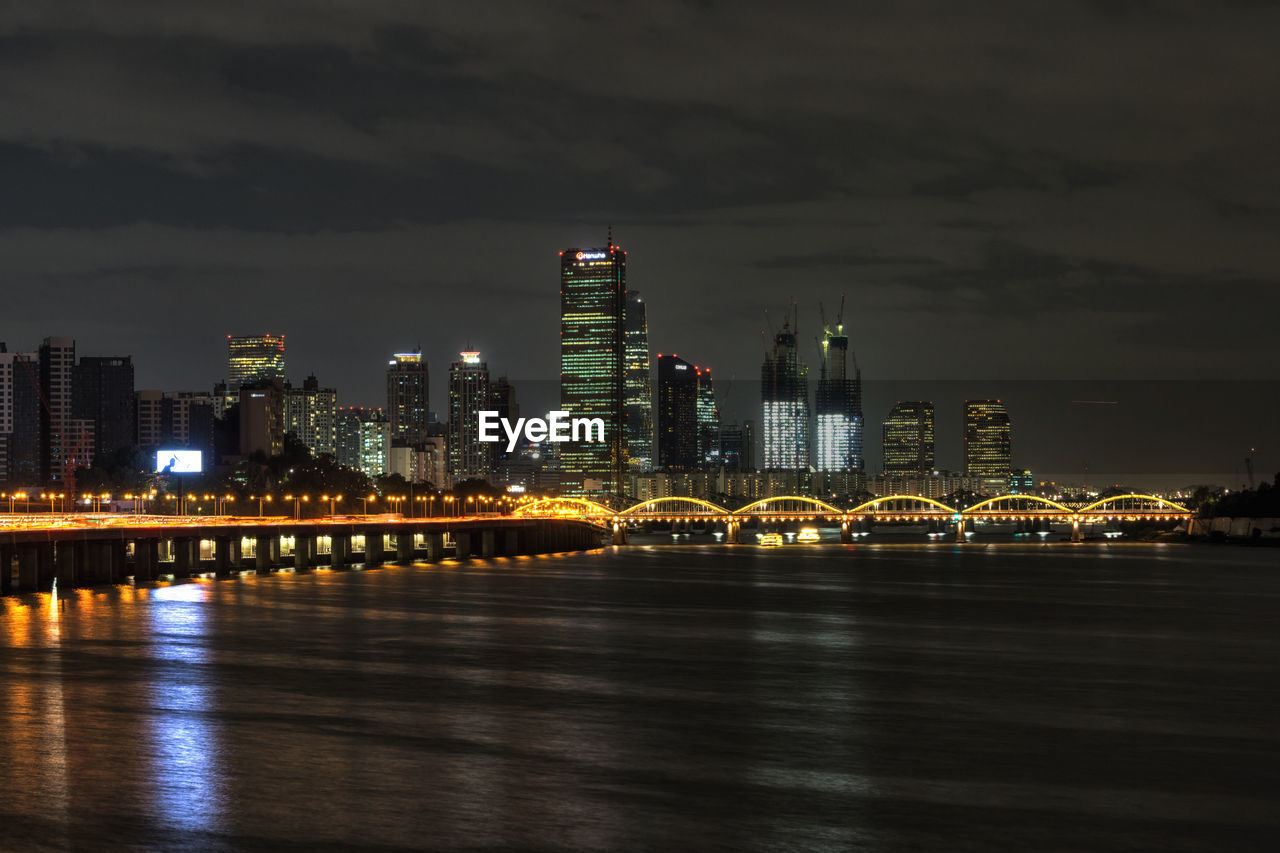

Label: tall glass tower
[761,318,809,471]
[560,241,627,496]
[624,290,653,471]
[964,399,1012,493]
[696,366,720,467]
[882,401,935,473]
[227,334,286,392]
[449,351,492,482]
[814,322,863,472]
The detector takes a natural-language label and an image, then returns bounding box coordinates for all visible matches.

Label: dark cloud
[1,1,1278,480]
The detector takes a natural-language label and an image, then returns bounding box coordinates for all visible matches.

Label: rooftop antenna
[607,223,613,249]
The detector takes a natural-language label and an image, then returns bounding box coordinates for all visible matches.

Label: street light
[361,494,376,515]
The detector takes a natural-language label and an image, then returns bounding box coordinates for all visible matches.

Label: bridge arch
[962,495,1072,515]
[848,495,955,515]
[733,495,845,516]
[1076,494,1191,515]
[513,497,615,518]
[617,497,729,517]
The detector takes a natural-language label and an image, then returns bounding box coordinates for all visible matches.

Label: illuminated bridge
[512,494,1193,544]
[1,515,600,595]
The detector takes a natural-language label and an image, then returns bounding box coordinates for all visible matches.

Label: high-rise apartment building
[560,241,627,495]
[448,351,492,482]
[882,401,935,474]
[0,348,40,484]
[227,334,286,394]
[656,354,698,470]
[761,320,809,471]
[386,350,429,445]
[73,356,135,458]
[964,399,1012,494]
[284,374,337,457]
[238,379,285,459]
[336,406,388,478]
[624,290,653,471]
[814,322,863,472]
[39,336,84,482]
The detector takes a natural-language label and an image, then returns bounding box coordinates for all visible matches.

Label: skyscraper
[386,350,429,445]
[882,401,935,473]
[238,379,285,459]
[964,399,1012,494]
[449,351,492,482]
[73,356,135,458]
[559,240,627,494]
[284,374,337,457]
[336,406,388,478]
[39,336,86,483]
[696,366,720,467]
[814,319,863,473]
[0,348,40,484]
[656,354,698,470]
[761,318,809,471]
[624,290,653,471]
[227,334,286,393]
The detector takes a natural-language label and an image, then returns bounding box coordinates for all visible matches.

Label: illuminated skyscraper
[386,350,429,444]
[964,399,1012,493]
[284,374,337,457]
[449,351,492,482]
[814,319,863,472]
[624,290,653,471]
[656,354,698,470]
[696,366,720,467]
[761,318,809,471]
[336,406,388,477]
[227,334,286,393]
[559,241,627,495]
[882,401,935,473]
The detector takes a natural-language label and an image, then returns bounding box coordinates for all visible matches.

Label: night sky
[2,3,1276,484]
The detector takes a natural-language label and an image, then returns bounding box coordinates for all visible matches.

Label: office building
[449,351,492,482]
[964,399,1012,494]
[73,356,135,458]
[656,354,698,470]
[284,374,337,457]
[559,240,627,494]
[814,321,863,472]
[387,350,429,444]
[227,334,286,394]
[882,401,935,473]
[624,290,653,471]
[696,367,720,467]
[336,407,388,478]
[761,319,809,471]
[238,379,285,459]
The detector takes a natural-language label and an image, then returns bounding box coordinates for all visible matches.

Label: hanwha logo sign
[575,251,607,261]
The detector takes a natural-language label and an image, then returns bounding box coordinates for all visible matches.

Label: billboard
[156,450,203,474]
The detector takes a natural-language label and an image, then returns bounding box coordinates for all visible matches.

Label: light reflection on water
[1,544,1279,850]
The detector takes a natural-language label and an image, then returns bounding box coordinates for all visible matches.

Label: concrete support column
[330,534,349,569]
[17,544,40,591]
[56,542,81,585]
[1071,519,1083,543]
[396,531,414,564]
[840,521,853,544]
[503,529,519,556]
[954,519,966,543]
[295,535,314,570]
[423,532,444,562]
[135,539,159,581]
[725,521,740,544]
[366,530,385,566]
[213,536,240,576]
[481,529,496,558]
[0,544,13,594]
[108,541,126,583]
[611,522,628,545]
[455,531,473,560]
[255,534,277,572]
[171,538,196,576]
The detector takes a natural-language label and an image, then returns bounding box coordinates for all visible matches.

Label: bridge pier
[1071,519,1082,543]
[331,533,350,569]
[480,529,496,558]
[396,531,414,564]
[294,535,314,570]
[0,544,13,593]
[56,542,80,585]
[455,531,473,559]
[726,521,740,544]
[423,532,444,561]
[840,521,853,544]
[366,531,386,566]
[611,521,628,545]
[135,539,159,581]
[171,537,196,577]
[502,529,520,556]
[214,536,241,577]
[255,534,278,572]
[954,519,966,543]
